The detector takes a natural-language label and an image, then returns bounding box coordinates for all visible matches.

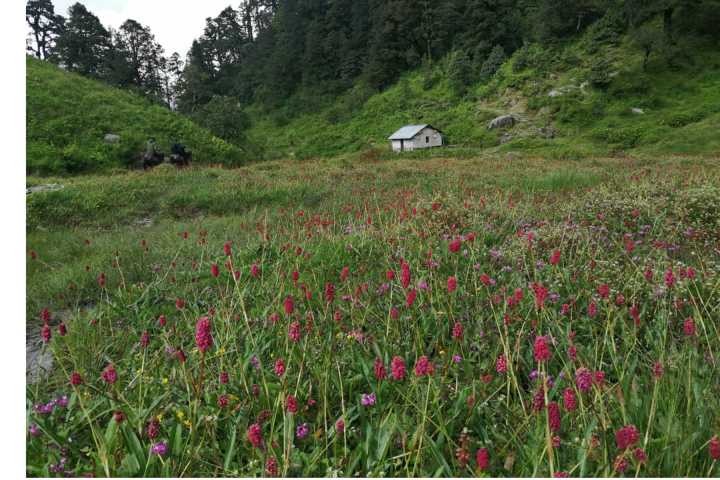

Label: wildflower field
[26,155,720,477]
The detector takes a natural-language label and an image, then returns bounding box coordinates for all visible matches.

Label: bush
[192,96,251,145]
[590,126,643,149]
[589,57,613,89]
[479,45,507,81]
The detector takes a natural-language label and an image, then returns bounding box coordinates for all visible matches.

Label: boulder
[548,89,563,98]
[104,133,121,144]
[488,114,516,130]
[631,107,645,115]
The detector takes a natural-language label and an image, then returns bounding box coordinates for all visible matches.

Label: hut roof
[388,124,441,140]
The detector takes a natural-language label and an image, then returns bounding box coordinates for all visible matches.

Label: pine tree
[26,0,64,59]
[52,2,110,77]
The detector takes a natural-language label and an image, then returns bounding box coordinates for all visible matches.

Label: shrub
[479,45,507,81]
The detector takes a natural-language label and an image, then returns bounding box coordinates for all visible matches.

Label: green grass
[26,57,247,175]
[26,155,720,477]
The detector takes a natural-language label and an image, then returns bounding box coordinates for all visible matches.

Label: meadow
[26,154,720,477]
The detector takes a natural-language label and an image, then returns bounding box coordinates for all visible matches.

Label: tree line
[27,0,720,143]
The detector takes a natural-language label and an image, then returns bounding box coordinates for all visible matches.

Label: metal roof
[388,124,434,140]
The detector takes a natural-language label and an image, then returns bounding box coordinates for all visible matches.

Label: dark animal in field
[169,143,192,167]
[142,138,164,169]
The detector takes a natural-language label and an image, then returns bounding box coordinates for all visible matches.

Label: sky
[52,0,236,57]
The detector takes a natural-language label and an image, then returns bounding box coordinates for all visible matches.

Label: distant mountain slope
[26,56,245,175]
[246,32,720,160]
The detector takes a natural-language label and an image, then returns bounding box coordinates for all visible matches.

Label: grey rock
[488,114,516,130]
[104,133,121,144]
[26,184,64,194]
[631,107,645,115]
[548,89,563,98]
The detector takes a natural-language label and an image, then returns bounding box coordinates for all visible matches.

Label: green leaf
[223,422,238,472]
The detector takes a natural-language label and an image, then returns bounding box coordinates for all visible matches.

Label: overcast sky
[52,0,235,57]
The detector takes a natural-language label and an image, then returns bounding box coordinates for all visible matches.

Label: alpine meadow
[24,0,720,478]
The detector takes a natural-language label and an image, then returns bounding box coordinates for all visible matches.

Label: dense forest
[26,0,720,146]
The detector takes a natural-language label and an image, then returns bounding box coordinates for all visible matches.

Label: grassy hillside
[26,57,246,175]
[246,30,720,161]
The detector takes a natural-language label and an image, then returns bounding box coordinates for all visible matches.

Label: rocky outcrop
[488,115,516,129]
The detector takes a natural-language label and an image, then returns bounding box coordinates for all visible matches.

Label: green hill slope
[247,31,720,161]
[26,56,245,175]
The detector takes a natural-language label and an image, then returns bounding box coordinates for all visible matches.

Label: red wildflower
[98,272,106,288]
[158,314,166,327]
[325,283,335,303]
[274,358,286,376]
[211,263,220,278]
[176,349,186,363]
[567,345,577,361]
[496,354,507,373]
[247,423,263,449]
[195,317,213,353]
[414,355,434,377]
[406,289,417,307]
[288,321,301,342]
[335,418,345,433]
[175,298,185,310]
[251,263,260,277]
[597,284,610,299]
[549,249,561,265]
[113,411,125,423]
[563,388,577,411]
[340,266,350,282]
[533,335,551,363]
[532,283,548,310]
[594,370,605,387]
[449,238,462,253]
[634,448,647,462]
[40,308,51,323]
[286,394,298,413]
[70,372,83,386]
[447,276,457,293]
[386,270,395,281]
[140,330,149,348]
[683,317,695,336]
[710,435,720,460]
[41,323,51,343]
[102,364,117,385]
[614,455,629,473]
[652,361,664,380]
[391,356,406,380]
[223,241,232,256]
[576,368,593,392]
[548,402,561,433]
[664,268,675,288]
[284,295,294,316]
[452,321,463,340]
[220,371,229,384]
[390,307,399,320]
[588,301,597,318]
[615,424,640,450]
[374,358,387,380]
[475,448,489,471]
[146,418,160,439]
[401,262,411,289]
[630,304,640,326]
[218,394,229,408]
[532,386,546,412]
[265,456,278,477]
